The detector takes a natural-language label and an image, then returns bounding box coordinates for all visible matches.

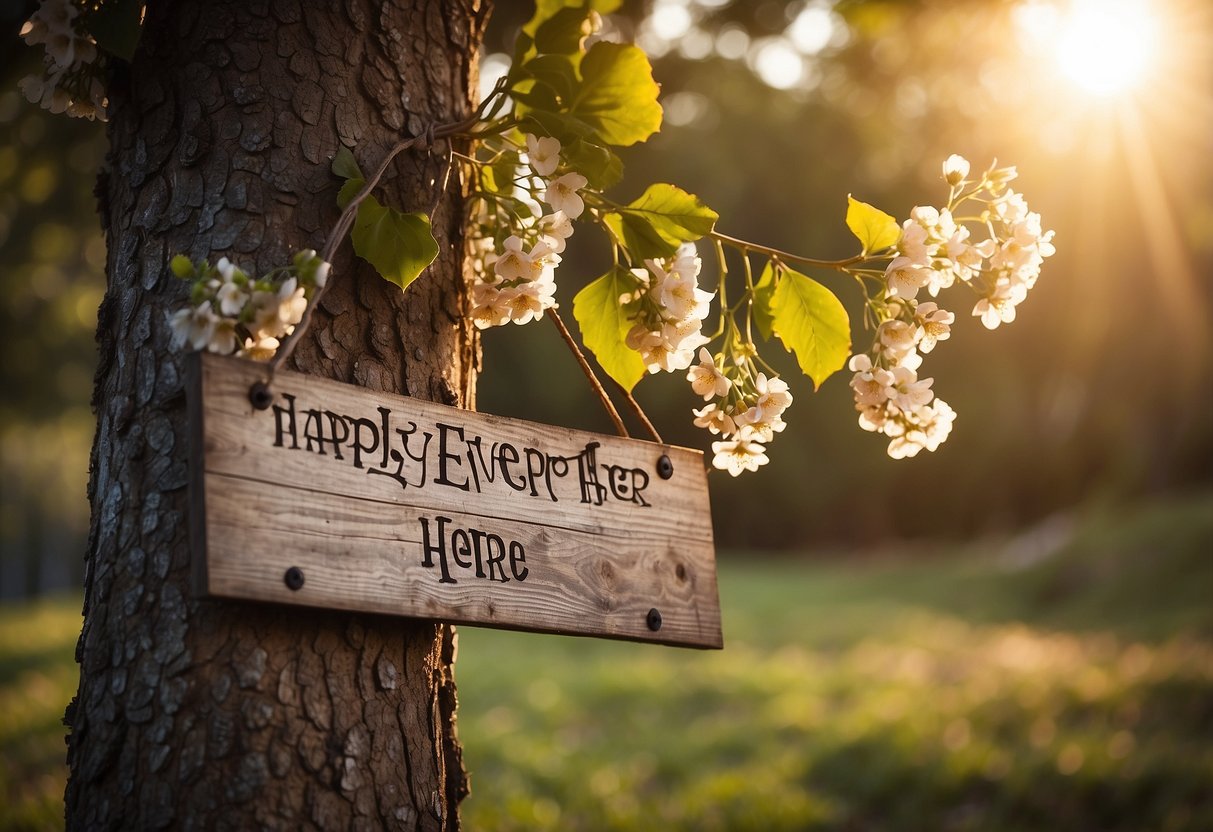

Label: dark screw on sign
[656,455,674,480]
[249,382,274,411]
[284,566,305,591]
[646,608,662,631]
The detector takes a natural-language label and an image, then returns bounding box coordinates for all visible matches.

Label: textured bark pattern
[66,1,488,828]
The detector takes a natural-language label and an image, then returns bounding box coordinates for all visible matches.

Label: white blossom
[849,353,895,407]
[886,399,956,459]
[20,0,107,120]
[885,256,931,300]
[542,172,588,219]
[711,438,770,476]
[734,414,786,443]
[743,373,792,424]
[538,211,574,254]
[889,366,934,412]
[525,134,562,177]
[692,403,736,436]
[898,221,932,265]
[877,319,920,365]
[169,303,217,351]
[237,335,281,362]
[687,348,731,400]
[493,236,533,281]
[250,277,306,339]
[657,269,713,322]
[216,280,248,316]
[914,302,954,353]
[208,318,239,354]
[471,281,513,329]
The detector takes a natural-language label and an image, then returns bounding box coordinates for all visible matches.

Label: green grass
[0,597,80,831]
[3,493,1213,830]
[456,493,1213,831]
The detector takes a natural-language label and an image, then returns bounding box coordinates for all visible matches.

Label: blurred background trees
[3,0,1211,596]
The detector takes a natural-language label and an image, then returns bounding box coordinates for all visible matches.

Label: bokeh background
[3,0,1212,829]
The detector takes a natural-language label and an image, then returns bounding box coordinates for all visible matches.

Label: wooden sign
[187,353,722,649]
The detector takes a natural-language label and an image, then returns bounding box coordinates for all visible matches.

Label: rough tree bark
[65,1,490,828]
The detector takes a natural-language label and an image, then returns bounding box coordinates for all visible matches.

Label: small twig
[710,230,867,269]
[547,309,629,439]
[608,376,663,444]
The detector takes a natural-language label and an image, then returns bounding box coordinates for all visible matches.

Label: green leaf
[524,0,621,36]
[572,42,663,147]
[620,183,717,241]
[520,54,579,101]
[533,6,594,55]
[511,82,563,114]
[561,138,623,190]
[845,195,901,255]
[351,195,439,291]
[480,153,520,197]
[331,146,364,181]
[333,146,365,210]
[603,212,676,261]
[517,110,598,148]
[604,184,718,261]
[82,0,143,61]
[337,177,364,210]
[752,262,777,341]
[573,267,646,391]
[770,267,851,390]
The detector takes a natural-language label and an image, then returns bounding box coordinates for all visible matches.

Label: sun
[1055,0,1159,96]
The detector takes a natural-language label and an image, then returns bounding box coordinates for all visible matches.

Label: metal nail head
[284,566,305,591]
[249,382,274,410]
[646,608,662,631]
[656,455,674,480]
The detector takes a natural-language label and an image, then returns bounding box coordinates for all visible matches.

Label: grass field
[3,493,1212,830]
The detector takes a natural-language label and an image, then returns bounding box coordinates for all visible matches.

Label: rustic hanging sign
[186,353,722,649]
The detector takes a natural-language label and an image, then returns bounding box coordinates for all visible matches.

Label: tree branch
[546,309,630,439]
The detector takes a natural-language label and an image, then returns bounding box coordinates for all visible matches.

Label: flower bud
[942,154,970,186]
[171,254,195,278]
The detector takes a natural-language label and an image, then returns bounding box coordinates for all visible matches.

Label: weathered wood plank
[189,353,723,648]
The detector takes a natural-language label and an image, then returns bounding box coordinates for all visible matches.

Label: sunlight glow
[751,38,804,90]
[1055,0,1158,96]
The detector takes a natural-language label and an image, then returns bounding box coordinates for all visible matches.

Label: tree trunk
[65,1,488,828]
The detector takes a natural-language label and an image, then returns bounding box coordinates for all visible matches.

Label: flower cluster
[688,349,793,476]
[167,250,329,361]
[469,134,584,329]
[849,155,1055,458]
[623,245,712,374]
[887,155,1056,329]
[19,0,108,121]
